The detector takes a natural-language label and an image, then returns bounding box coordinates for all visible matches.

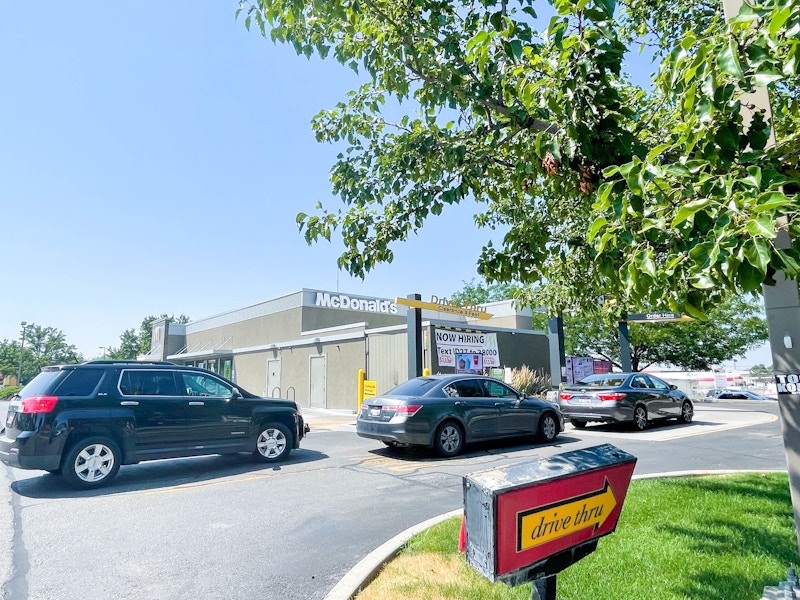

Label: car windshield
[576,374,627,387]
[386,377,440,396]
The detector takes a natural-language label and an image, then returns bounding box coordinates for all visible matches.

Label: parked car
[356,374,564,457]
[709,389,777,401]
[558,372,694,431]
[0,360,307,489]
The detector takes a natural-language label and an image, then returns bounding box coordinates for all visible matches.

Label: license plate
[572,396,593,404]
[369,407,381,417]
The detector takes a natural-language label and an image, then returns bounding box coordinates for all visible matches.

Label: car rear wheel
[254,423,293,462]
[678,401,693,424]
[570,419,587,429]
[633,405,648,431]
[62,436,121,489]
[434,421,464,457]
[538,413,559,442]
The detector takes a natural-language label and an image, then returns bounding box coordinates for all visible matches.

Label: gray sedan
[558,372,694,431]
[356,374,564,457]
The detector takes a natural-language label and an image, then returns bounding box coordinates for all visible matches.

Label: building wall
[367,330,409,395]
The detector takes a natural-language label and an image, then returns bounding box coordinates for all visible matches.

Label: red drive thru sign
[464,444,636,586]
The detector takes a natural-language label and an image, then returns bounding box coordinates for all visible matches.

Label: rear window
[19,371,66,398]
[386,378,440,396]
[577,374,627,387]
[54,369,104,397]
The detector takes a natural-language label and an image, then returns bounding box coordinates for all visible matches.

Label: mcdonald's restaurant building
[143,289,551,411]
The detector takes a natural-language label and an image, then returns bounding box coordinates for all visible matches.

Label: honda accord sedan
[558,372,694,431]
[356,374,564,457]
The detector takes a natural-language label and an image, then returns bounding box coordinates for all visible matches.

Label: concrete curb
[325,468,789,600]
[324,509,463,600]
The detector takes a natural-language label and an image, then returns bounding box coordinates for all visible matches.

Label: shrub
[510,365,550,396]
[0,385,21,399]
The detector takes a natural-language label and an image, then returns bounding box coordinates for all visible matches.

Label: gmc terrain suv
[0,361,307,489]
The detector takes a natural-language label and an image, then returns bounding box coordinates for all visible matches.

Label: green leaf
[635,250,656,278]
[754,191,791,213]
[595,0,616,18]
[743,239,771,273]
[588,217,608,241]
[770,5,792,37]
[745,216,776,237]
[718,39,743,79]
[737,261,764,292]
[752,69,784,86]
[672,199,712,227]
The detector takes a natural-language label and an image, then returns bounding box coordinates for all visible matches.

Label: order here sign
[464,444,637,586]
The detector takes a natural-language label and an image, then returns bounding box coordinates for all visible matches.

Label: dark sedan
[558,372,694,431]
[356,375,564,457]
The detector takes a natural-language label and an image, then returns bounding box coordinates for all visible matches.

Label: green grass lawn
[356,473,796,600]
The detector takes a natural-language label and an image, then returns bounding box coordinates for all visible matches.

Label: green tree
[449,278,522,305]
[566,295,769,370]
[0,326,83,385]
[241,0,800,320]
[750,363,773,377]
[107,329,140,360]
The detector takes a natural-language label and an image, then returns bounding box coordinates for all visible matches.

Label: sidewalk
[302,407,357,431]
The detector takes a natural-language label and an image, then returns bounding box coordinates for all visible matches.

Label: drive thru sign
[464,444,636,588]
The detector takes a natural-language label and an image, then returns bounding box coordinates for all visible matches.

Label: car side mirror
[231,387,243,399]
[669,384,678,390]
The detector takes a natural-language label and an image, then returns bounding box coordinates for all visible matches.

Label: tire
[538,413,560,442]
[434,421,464,457]
[570,419,587,429]
[254,423,293,462]
[62,436,121,489]
[678,401,694,424]
[632,405,648,431]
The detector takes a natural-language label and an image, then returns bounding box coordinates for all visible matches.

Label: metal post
[16,321,28,386]
[548,314,566,387]
[531,575,556,600]
[407,293,423,379]
[618,321,632,372]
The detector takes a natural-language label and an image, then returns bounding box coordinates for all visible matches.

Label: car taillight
[559,392,572,401]
[393,405,423,417]
[20,396,59,413]
[598,392,626,402]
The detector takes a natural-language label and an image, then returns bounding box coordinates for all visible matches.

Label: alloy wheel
[73,443,115,483]
[257,428,287,459]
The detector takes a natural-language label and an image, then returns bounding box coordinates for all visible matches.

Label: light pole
[99,346,106,359]
[17,321,31,386]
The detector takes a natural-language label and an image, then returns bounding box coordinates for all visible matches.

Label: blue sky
[0,2,772,367]
[1,1,491,358]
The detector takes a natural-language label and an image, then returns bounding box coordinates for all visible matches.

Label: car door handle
[189,401,205,406]
[120,401,139,406]
[494,402,504,406]
[454,401,467,406]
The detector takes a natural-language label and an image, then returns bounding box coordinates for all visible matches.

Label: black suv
[0,361,308,489]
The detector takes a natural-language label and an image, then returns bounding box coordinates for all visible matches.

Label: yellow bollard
[357,368,365,411]
[423,367,431,376]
